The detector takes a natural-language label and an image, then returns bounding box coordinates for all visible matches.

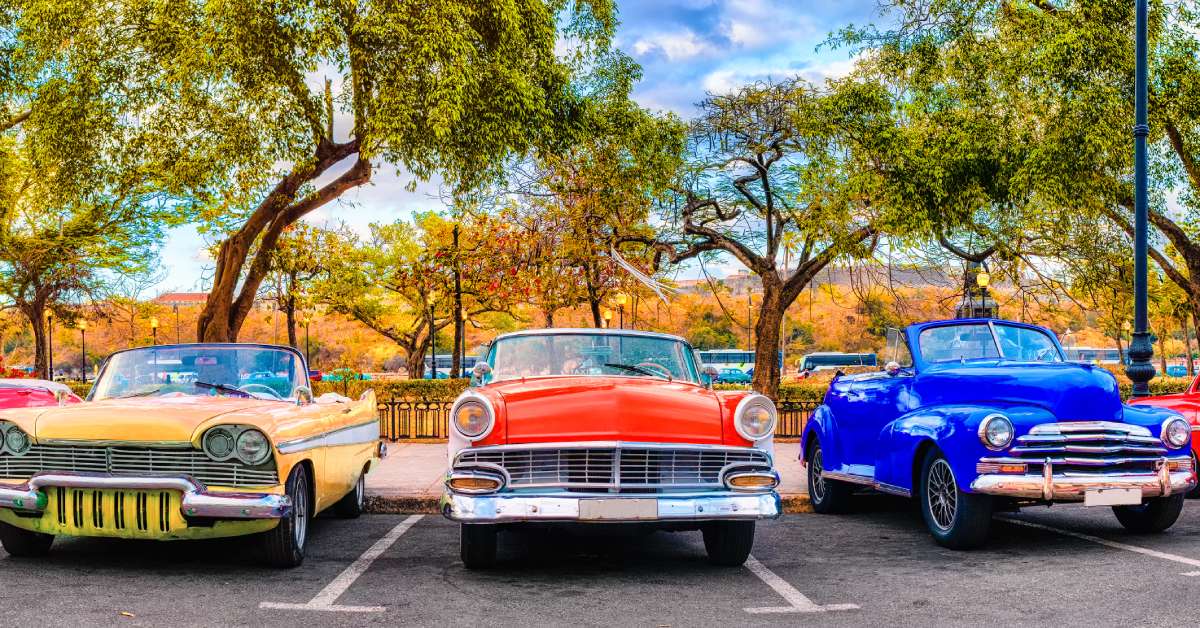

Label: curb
[364,493,812,515]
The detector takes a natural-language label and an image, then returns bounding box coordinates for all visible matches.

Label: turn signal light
[448,476,501,492]
[1169,459,1193,472]
[727,473,778,490]
[998,464,1027,474]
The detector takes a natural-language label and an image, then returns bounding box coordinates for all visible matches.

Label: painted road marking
[261,514,425,613]
[742,555,859,614]
[999,516,1200,574]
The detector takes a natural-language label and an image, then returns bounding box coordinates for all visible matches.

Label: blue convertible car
[802,318,1197,549]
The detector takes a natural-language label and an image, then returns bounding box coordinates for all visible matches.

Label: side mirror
[884,361,902,375]
[295,386,314,406]
[701,365,719,389]
[53,388,70,406]
[471,362,492,386]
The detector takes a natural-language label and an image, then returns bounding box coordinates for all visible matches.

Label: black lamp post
[1127,0,1156,397]
[616,292,627,329]
[429,305,437,380]
[45,311,53,380]
[150,316,159,346]
[78,320,87,382]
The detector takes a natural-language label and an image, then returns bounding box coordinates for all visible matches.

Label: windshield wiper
[194,381,251,398]
[604,363,671,381]
[113,387,163,399]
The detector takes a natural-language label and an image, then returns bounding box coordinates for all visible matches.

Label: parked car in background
[0,343,383,567]
[1166,365,1188,378]
[0,379,82,409]
[441,329,781,569]
[803,319,1195,549]
[1129,372,1200,497]
[714,367,752,384]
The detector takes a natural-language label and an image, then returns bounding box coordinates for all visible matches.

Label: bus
[423,354,479,378]
[697,349,783,375]
[799,352,877,372]
[1064,346,1124,364]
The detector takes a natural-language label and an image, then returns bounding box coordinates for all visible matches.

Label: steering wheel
[635,362,673,379]
[237,383,283,399]
[1035,347,1058,362]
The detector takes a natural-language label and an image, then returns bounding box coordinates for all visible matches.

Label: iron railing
[375,399,820,441]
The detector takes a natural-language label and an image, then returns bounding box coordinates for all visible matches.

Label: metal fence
[375,399,820,441]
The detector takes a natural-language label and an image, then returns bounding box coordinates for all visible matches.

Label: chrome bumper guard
[0,473,291,519]
[971,456,1197,501]
[441,490,782,523]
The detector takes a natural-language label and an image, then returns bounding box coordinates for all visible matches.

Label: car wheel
[460,523,498,569]
[1113,494,1186,533]
[263,464,311,568]
[1189,452,1200,499]
[807,439,852,514]
[334,473,365,519]
[0,521,53,557]
[702,521,755,566]
[919,448,992,550]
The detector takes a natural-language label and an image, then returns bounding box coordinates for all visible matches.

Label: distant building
[154,292,208,307]
[671,265,957,296]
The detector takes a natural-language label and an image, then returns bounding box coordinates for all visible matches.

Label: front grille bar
[0,445,278,488]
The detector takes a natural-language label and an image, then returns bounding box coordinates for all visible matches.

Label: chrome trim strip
[441,490,781,523]
[493,328,689,344]
[0,472,290,519]
[36,439,193,449]
[875,482,912,498]
[821,470,874,486]
[979,454,1190,467]
[275,420,380,454]
[971,468,1197,501]
[456,441,773,463]
[1028,421,1153,436]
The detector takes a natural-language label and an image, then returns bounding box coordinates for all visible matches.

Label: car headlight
[235,429,272,465]
[202,426,237,461]
[734,395,777,441]
[1162,417,1190,449]
[1,423,31,456]
[452,395,494,440]
[978,414,1014,450]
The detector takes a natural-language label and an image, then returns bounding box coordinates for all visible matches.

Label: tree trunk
[544,308,556,327]
[405,335,430,379]
[1188,312,1197,377]
[285,297,297,349]
[751,286,784,399]
[28,307,47,378]
[1115,335,1125,364]
[1158,331,1168,377]
[585,261,602,327]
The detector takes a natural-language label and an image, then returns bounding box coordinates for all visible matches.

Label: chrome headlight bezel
[734,394,777,442]
[451,393,495,441]
[1162,417,1190,449]
[202,425,274,465]
[978,414,1014,451]
[0,421,31,456]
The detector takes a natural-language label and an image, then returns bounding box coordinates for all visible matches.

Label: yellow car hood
[23,396,283,444]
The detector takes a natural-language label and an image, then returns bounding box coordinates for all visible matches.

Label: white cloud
[632,30,709,61]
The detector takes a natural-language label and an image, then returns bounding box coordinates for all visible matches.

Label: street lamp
[150,316,159,345]
[976,270,991,316]
[1127,0,1155,396]
[77,320,88,383]
[301,313,312,366]
[615,292,628,329]
[45,311,53,380]
[746,292,754,349]
[602,309,613,328]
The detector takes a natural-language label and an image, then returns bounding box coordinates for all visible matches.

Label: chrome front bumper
[0,473,291,519]
[971,460,1197,501]
[442,490,782,523]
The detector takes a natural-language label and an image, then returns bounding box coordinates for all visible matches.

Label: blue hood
[915,361,1122,421]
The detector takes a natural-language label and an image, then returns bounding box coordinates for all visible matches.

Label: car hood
[486,376,725,444]
[916,361,1123,422]
[1130,391,1200,423]
[7,396,283,444]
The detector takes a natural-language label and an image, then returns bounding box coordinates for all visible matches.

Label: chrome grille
[0,446,279,487]
[455,444,771,490]
[987,421,1168,473]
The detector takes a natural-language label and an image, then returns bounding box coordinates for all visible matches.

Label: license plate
[1084,488,1142,506]
[578,498,658,521]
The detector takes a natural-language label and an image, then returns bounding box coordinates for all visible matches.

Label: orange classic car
[441,329,782,569]
[0,343,382,567]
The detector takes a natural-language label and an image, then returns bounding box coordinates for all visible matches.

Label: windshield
[487,333,699,384]
[91,345,305,401]
[918,323,1062,364]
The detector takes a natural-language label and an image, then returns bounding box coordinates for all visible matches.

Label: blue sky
[154,0,883,293]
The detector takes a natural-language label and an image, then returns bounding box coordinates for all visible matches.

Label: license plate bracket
[579,498,658,521]
[1084,487,1142,506]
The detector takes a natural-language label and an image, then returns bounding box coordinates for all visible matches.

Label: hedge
[54,372,1197,405]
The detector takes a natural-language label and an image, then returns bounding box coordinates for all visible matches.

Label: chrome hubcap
[811,449,826,502]
[293,474,308,548]
[927,459,957,531]
[355,474,365,507]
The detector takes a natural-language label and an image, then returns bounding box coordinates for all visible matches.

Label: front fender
[801,405,842,467]
[875,404,1056,493]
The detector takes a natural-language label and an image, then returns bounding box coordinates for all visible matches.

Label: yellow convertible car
[0,343,382,567]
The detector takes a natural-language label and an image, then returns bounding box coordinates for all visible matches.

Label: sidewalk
[364,441,811,514]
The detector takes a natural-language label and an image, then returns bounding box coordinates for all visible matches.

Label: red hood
[482,376,726,445]
[1131,392,1200,423]
[0,388,80,409]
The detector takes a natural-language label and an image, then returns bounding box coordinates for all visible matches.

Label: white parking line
[742,555,859,614]
[999,516,1200,574]
[261,514,424,613]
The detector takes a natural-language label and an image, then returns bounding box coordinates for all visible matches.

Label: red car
[441,329,782,569]
[1129,378,1200,495]
[0,379,82,409]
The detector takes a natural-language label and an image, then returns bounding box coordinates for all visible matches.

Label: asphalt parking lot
[6,496,1200,627]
